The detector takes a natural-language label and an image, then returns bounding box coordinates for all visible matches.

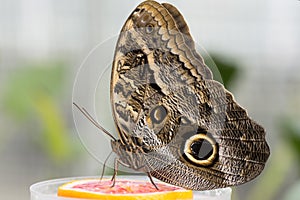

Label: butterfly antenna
[99,150,113,181]
[73,102,117,141]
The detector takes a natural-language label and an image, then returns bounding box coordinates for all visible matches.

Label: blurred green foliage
[280,118,300,200]
[282,180,300,200]
[205,54,238,89]
[2,61,78,164]
[281,118,300,165]
[3,62,65,120]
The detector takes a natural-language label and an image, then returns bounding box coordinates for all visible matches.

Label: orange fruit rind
[57,178,193,200]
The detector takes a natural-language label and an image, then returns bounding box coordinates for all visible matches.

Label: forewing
[110,1,213,144]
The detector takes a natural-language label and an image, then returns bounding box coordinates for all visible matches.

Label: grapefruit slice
[58,178,193,200]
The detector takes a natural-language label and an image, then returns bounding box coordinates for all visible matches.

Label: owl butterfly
[77,0,270,190]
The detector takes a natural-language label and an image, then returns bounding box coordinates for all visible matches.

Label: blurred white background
[0,0,299,200]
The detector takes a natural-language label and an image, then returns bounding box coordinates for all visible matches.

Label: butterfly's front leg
[110,157,131,187]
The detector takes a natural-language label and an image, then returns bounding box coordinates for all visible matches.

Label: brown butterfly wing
[111,0,212,143]
[110,0,270,190]
[145,80,270,190]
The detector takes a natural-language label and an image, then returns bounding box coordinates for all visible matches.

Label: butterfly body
[110,0,270,190]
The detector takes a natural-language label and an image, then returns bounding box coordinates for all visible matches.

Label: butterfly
[75,0,270,191]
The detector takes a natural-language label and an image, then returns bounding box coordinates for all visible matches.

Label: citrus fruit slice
[58,178,193,200]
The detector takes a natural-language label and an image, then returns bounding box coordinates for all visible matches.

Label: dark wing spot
[191,139,214,160]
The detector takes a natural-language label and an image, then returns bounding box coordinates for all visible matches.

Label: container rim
[30,175,232,199]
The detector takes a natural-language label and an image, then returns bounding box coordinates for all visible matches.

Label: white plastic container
[30,176,232,200]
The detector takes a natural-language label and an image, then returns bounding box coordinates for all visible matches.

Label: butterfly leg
[130,165,158,190]
[111,157,131,187]
[110,158,119,187]
[147,172,159,190]
[100,151,113,181]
